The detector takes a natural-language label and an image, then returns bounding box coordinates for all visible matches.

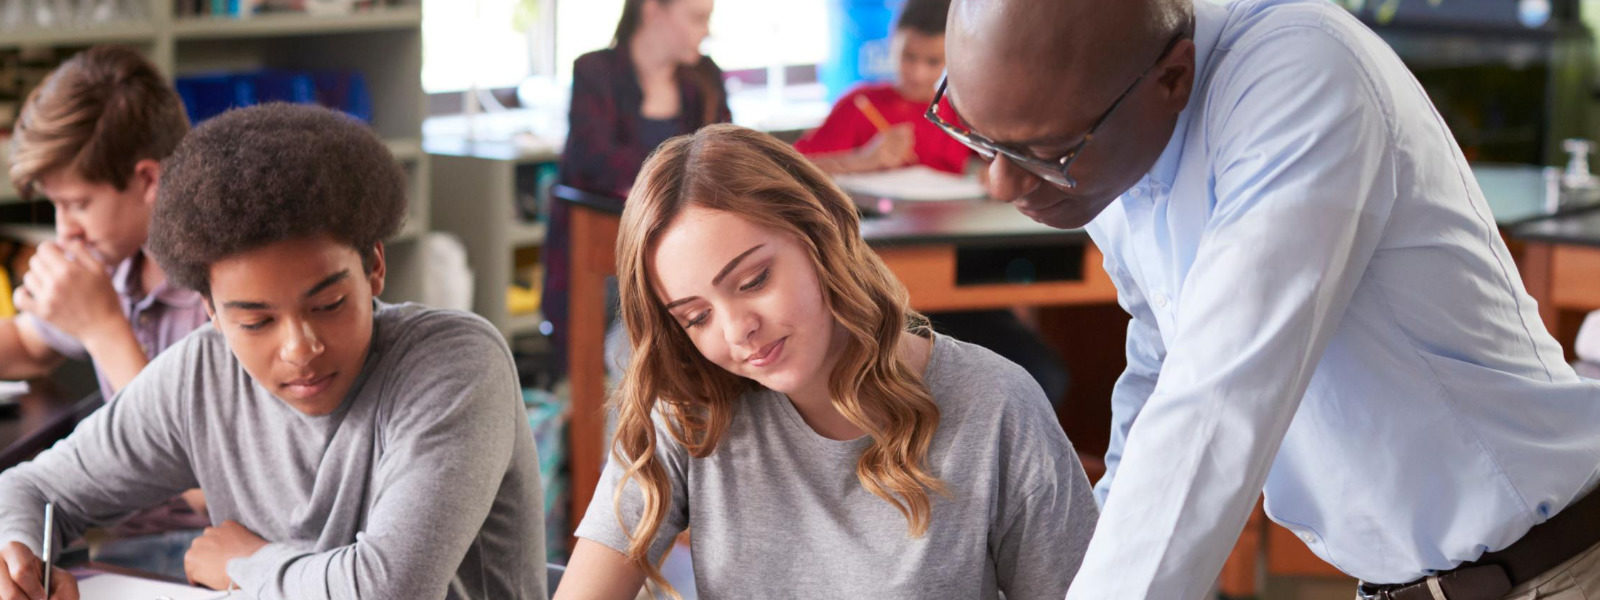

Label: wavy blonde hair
[612,124,944,594]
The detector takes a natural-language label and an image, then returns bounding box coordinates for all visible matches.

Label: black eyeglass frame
[925,30,1189,188]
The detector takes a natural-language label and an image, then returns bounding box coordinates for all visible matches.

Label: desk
[1577,361,1600,379]
[1511,207,1600,353]
[559,193,1119,541]
[0,383,99,471]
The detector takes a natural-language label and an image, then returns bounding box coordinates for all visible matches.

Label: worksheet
[76,571,238,600]
[833,166,988,202]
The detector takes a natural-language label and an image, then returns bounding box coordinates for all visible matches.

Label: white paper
[0,381,26,404]
[77,572,237,600]
[832,166,987,202]
[1577,310,1600,364]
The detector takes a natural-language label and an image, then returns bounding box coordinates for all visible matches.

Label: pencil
[853,95,894,133]
[42,502,52,598]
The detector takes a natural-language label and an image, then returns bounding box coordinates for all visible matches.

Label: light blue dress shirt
[1069,1,1600,597]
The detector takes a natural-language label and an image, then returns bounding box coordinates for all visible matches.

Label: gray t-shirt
[0,302,546,600]
[576,334,1096,599]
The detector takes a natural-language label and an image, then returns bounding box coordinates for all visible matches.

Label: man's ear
[1156,40,1196,115]
[133,159,162,207]
[203,295,215,322]
[367,242,386,298]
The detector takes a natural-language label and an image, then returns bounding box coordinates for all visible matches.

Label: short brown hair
[148,103,406,297]
[8,45,188,200]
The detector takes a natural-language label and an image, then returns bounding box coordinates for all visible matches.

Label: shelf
[0,170,17,204]
[170,6,421,40]
[386,137,423,162]
[509,221,545,247]
[0,223,54,245]
[507,311,545,337]
[0,141,419,204]
[394,218,426,241]
[0,21,159,49]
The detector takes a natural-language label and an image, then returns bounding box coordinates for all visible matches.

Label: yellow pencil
[853,94,894,133]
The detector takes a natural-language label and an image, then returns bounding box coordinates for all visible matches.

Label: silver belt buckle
[1356,583,1395,600]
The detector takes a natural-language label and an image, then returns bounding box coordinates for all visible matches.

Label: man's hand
[14,241,122,344]
[0,541,79,600]
[184,521,267,591]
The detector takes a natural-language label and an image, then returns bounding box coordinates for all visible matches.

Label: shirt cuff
[16,314,89,361]
[226,542,308,597]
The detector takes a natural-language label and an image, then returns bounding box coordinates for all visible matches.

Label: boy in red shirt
[796,0,971,175]
[795,0,1072,409]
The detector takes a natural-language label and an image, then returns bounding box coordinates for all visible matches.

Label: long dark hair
[611,0,655,49]
[610,0,724,125]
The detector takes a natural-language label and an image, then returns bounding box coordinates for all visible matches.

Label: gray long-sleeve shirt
[0,302,546,600]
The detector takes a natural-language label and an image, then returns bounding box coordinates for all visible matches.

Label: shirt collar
[114,248,204,311]
[1145,0,1229,192]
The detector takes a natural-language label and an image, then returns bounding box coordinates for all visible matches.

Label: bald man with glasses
[940,0,1600,599]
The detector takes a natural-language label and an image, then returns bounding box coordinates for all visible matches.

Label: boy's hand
[862,124,917,170]
[184,521,266,591]
[14,241,121,344]
[0,541,79,600]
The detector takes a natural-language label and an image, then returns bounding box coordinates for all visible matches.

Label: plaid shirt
[545,48,731,370]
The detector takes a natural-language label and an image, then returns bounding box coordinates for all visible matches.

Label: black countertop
[553,185,1086,249]
[1509,206,1600,247]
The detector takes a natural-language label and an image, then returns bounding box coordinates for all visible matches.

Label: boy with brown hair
[0,44,209,579]
[2,45,202,401]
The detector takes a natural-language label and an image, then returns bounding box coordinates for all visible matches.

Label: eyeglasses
[925,31,1188,188]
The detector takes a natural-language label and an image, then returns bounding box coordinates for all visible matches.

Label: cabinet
[0,0,432,300]
[426,137,557,338]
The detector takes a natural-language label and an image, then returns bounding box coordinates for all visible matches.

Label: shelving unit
[426,145,557,338]
[1,0,431,302]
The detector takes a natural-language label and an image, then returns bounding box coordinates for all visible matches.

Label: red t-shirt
[794,83,973,174]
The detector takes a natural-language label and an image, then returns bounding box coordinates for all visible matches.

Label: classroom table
[555,186,1120,543]
[1510,205,1600,346]
[0,383,99,471]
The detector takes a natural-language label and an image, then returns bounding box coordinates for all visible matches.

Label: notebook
[832,166,988,202]
[76,571,238,600]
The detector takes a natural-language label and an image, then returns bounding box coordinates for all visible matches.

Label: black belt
[1356,485,1600,600]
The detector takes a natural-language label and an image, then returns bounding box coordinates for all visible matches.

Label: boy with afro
[0,103,547,599]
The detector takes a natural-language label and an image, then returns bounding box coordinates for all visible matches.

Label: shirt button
[1300,532,1316,544]
[1152,293,1170,309]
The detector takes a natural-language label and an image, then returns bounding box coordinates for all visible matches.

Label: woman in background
[546,0,732,375]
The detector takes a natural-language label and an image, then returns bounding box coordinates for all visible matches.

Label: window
[424,0,830,94]
[422,0,546,93]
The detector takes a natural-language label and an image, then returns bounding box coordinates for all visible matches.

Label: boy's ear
[367,242,387,298]
[133,159,162,207]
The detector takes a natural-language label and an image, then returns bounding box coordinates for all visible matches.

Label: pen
[41,502,53,599]
[853,95,894,134]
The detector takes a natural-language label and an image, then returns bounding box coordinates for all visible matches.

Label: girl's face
[643,0,714,66]
[650,204,838,399]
